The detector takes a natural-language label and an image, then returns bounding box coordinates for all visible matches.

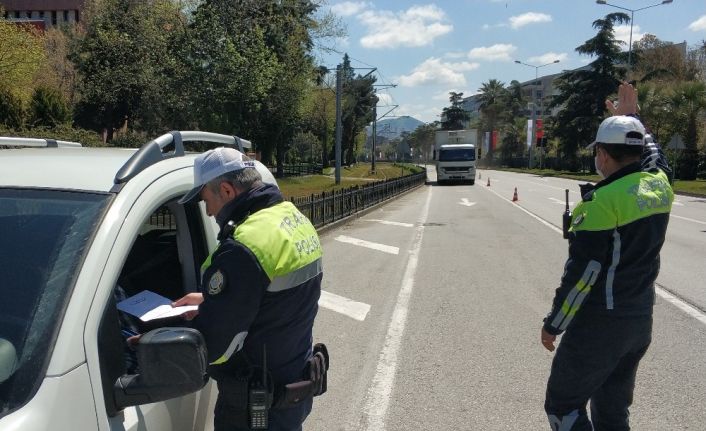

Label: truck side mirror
[113,327,208,409]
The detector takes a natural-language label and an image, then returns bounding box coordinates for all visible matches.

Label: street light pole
[596,0,673,75]
[514,59,560,169]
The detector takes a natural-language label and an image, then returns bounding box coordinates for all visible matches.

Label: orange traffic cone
[512,187,518,202]
[486,177,490,187]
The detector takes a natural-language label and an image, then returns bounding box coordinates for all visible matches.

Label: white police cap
[588,115,646,150]
[179,147,277,204]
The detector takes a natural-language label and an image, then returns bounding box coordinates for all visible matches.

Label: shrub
[29,86,72,128]
[0,87,24,129]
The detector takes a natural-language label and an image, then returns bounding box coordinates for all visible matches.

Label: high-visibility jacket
[544,160,673,335]
[195,183,322,387]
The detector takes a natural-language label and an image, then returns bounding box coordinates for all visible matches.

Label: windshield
[0,189,110,416]
[439,148,475,162]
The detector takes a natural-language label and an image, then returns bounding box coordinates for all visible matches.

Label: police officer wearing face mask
[541,113,673,430]
[174,147,327,431]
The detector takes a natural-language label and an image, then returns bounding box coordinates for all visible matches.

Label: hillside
[366,116,425,139]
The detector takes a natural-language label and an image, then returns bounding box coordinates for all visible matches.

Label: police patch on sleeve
[207,270,225,295]
[572,213,585,227]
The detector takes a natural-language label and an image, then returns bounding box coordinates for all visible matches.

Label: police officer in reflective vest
[541,115,673,430]
[175,147,326,431]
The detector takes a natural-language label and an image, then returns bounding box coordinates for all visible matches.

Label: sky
[315,0,706,123]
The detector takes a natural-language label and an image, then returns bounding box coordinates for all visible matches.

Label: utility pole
[334,64,342,185]
[371,105,377,173]
[596,0,673,76]
[370,83,396,173]
[330,57,378,182]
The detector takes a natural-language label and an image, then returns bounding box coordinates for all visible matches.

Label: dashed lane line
[319,290,371,321]
[670,214,706,225]
[367,219,414,228]
[334,235,400,255]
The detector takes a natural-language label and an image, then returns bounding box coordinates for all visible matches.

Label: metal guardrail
[268,164,323,177]
[290,170,427,228]
[149,170,427,230]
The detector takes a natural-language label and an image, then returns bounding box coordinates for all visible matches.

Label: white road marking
[335,235,400,255]
[319,290,371,321]
[483,186,563,235]
[656,288,706,326]
[362,186,432,431]
[367,219,414,227]
[672,200,684,206]
[459,198,476,207]
[481,180,706,327]
[671,214,706,225]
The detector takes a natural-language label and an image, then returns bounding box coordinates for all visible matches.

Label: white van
[435,143,476,185]
[0,132,275,431]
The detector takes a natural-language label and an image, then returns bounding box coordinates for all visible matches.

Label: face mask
[594,154,605,179]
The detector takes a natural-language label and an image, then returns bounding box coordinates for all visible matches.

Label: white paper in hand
[116,290,198,322]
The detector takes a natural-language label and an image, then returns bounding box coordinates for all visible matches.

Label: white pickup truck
[0,132,275,430]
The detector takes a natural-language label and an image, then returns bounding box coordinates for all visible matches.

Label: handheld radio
[249,346,270,430]
[562,189,571,239]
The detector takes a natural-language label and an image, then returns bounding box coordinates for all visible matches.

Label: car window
[0,188,111,417]
[99,200,208,416]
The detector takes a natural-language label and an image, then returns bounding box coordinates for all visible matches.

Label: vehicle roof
[0,148,196,192]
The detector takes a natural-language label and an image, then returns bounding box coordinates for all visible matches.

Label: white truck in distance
[434,129,478,185]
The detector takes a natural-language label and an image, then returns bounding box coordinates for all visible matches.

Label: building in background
[1,0,85,29]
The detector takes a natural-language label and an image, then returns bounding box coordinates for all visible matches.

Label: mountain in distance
[366,115,425,139]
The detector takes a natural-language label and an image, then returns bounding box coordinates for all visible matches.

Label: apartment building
[1,0,85,28]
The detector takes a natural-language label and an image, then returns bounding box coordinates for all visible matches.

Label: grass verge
[280,162,423,198]
[487,167,706,197]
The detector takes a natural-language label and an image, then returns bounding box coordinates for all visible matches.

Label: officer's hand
[541,328,556,352]
[172,293,203,321]
[605,81,638,116]
[127,334,142,347]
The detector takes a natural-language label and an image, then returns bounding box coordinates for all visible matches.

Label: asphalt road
[306,167,706,430]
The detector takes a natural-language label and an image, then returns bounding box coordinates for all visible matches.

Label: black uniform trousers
[213,387,312,431]
[545,313,652,431]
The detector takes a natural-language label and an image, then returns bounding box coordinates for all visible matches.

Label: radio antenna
[262,344,267,387]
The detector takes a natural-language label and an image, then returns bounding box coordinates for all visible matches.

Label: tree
[500,80,526,123]
[0,87,24,129]
[686,40,706,83]
[408,122,438,163]
[290,130,321,163]
[0,17,45,102]
[440,92,470,130]
[477,79,506,158]
[177,1,278,139]
[35,27,77,106]
[635,82,671,142]
[633,34,692,83]
[669,81,706,180]
[340,54,377,166]
[301,83,336,167]
[29,86,72,128]
[500,118,528,162]
[250,0,321,175]
[549,13,629,170]
[71,0,187,141]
